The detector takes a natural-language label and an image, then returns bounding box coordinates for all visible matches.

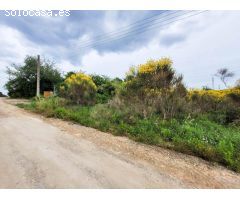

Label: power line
[78,10,170,45]
[77,10,180,47]
[72,10,207,53]
[77,11,192,49]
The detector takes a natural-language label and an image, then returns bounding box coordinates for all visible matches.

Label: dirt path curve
[0,98,240,188]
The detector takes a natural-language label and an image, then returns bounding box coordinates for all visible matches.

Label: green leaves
[5,56,63,98]
[62,73,97,105]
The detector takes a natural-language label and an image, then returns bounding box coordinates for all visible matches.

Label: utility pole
[36,55,40,97]
[212,76,215,89]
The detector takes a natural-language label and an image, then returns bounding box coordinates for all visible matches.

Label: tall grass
[18,97,240,173]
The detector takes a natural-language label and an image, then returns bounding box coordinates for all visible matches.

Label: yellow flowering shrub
[188,88,240,101]
[65,73,97,90]
[122,58,186,119]
[188,88,240,122]
[62,72,97,105]
[138,58,173,74]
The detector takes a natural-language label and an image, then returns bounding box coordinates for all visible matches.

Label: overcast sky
[0,10,240,94]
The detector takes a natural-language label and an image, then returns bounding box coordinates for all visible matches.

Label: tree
[61,72,97,105]
[91,74,121,103]
[5,56,63,98]
[215,68,234,88]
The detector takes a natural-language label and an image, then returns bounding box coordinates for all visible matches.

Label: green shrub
[19,98,240,172]
[60,73,97,105]
[5,56,63,98]
[188,88,240,125]
[90,75,123,104]
[117,58,188,119]
[16,57,240,173]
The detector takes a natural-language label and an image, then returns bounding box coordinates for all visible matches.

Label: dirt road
[0,98,240,188]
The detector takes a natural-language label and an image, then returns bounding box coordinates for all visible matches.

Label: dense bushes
[59,73,122,104]
[188,88,240,125]
[5,56,63,98]
[18,57,240,172]
[19,97,240,172]
[91,75,122,103]
[118,58,188,119]
[59,73,97,105]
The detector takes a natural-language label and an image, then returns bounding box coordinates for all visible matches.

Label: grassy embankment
[18,96,240,173]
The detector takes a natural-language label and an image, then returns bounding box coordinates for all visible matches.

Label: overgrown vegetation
[5,56,63,98]
[118,58,187,119]
[13,56,240,172]
[91,75,123,104]
[19,96,240,172]
[59,73,97,105]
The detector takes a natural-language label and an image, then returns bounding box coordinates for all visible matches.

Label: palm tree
[215,68,234,88]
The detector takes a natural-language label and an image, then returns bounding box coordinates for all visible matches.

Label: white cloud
[57,59,79,74]
[0,24,42,94]
[81,11,240,89]
[1,11,240,95]
[0,25,39,61]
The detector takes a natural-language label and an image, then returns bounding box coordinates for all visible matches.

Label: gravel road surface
[0,98,240,188]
